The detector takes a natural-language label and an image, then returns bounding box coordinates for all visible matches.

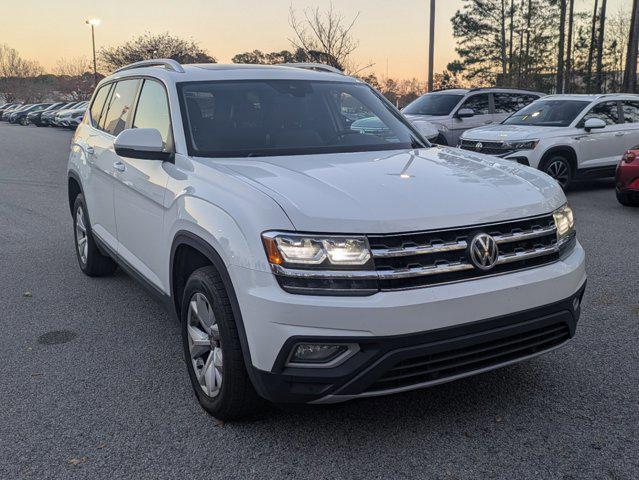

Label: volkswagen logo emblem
[469,233,499,271]
[475,142,483,151]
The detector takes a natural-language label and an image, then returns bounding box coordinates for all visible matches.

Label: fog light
[287,343,359,367]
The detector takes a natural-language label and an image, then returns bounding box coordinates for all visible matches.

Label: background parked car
[27,102,66,126]
[1,103,25,121]
[401,88,544,145]
[350,115,439,142]
[40,102,79,126]
[12,103,52,125]
[0,103,20,119]
[616,146,639,206]
[459,94,639,188]
[53,102,88,128]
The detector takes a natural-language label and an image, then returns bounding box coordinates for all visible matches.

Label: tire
[181,266,263,420]
[433,134,448,146]
[540,154,573,190]
[20,117,28,126]
[616,190,639,207]
[72,194,117,277]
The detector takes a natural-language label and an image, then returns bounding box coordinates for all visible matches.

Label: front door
[449,93,492,145]
[113,79,173,293]
[576,101,626,169]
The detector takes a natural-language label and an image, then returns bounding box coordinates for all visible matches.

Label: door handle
[484,121,493,124]
[614,132,625,137]
[86,146,95,155]
[113,161,126,172]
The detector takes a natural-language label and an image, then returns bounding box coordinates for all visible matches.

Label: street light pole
[85,18,100,87]
[428,0,436,92]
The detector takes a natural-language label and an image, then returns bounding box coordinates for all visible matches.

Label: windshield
[402,93,464,116]
[178,80,426,158]
[503,100,591,127]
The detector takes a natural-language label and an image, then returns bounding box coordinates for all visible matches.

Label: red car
[616,147,639,207]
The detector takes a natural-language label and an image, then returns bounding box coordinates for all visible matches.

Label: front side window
[132,79,171,147]
[461,94,490,115]
[493,93,539,114]
[402,93,464,116]
[89,84,112,127]
[621,101,639,124]
[581,101,620,126]
[100,79,139,136]
[504,100,590,127]
[178,80,425,158]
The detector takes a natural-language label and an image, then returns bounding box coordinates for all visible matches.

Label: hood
[462,124,566,142]
[217,147,565,233]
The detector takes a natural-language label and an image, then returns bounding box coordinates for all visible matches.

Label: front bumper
[251,283,585,403]
[231,242,587,403]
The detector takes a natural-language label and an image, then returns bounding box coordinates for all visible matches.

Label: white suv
[459,94,639,188]
[68,60,586,420]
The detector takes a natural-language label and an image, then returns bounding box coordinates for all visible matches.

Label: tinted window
[179,80,425,158]
[493,93,539,113]
[89,84,112,127]
[402,93,464,116]
[101,79,139,136]
[461,94,490,115]
[132,80,171,146]
[621,101,639,124]
[582,101,620,125]
[504,100,590,127]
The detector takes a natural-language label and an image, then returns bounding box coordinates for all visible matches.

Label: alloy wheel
[546,159,570,188]
[187,292,223,397]
[75,206,88,264]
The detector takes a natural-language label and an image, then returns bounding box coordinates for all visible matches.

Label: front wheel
[616,190,639,207]
[181,266,263,420]
[541,155,573,190]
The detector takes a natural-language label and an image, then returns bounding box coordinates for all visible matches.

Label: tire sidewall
[541,155,573,189]
[180,272,234,413]
[72,195,90,272]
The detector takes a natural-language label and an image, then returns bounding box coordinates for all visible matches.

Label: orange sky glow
[2,0,631,81]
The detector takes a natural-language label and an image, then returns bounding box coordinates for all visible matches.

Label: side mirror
[113,128,171,161]
[584,118,607,132]
[412,120,439,141]
[456,108,475,119]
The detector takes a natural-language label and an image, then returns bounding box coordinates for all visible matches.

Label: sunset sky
[2,0,631,80]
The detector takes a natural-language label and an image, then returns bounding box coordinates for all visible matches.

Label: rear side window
[461,94,490,115]
[581,101,620,126]
[132,79,171,147]
[621,101,639,124]
[493,93,539,113]
[100,79,140,136]
[89,84,112,127]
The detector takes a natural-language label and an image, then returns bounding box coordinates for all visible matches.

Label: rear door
[113,78,173,291]
[576,101,625,169]
[449,93,491,145]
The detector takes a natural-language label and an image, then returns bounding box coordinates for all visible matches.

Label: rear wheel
[20,117,28,126]
[181,266,263,420]
[540,155,573,189]
[72,194,117,277]
[616,190,639,207]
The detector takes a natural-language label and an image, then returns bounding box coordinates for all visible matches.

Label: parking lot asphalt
[0,122,638,480]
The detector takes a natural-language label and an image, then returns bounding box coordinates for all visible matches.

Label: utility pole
[428,0,435,92]
[85,18,100,87]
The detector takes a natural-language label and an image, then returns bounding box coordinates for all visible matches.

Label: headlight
[553,203,575,243]
[262,232,376,296]
[262,233,371,267]
[504,139,539,150]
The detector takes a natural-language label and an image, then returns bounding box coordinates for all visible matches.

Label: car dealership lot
[1,123,638,479]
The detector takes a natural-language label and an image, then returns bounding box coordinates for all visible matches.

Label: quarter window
[132,79,172,147]
[100,79,140,136]
[621,101,639,123]
[89,84,112,127]
[581,101,620,126]
[461,94,490,115]
[493,93,539,114]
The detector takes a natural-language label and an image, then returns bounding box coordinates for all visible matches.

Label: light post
[85,18,100,87]
[427,0,435,92]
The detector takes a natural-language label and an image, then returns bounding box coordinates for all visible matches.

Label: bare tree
[54,57,92,77]
[0,44,42,78]
[586,0,599,92]
[595,0,608,92]
[556,0,567,93]
[288,3,360,72]
[623,0,639,92]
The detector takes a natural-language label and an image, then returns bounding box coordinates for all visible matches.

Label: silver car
[402,88,544,146]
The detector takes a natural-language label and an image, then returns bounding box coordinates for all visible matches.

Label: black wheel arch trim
[539,146,578,170]
[169,231,267,398]
[67,170,84,216]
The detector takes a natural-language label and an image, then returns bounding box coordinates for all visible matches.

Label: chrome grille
[459,139,514,157]
[368,214,566,290]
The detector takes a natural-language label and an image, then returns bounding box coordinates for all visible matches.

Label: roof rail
[115,59,185,74]
[276,63,343,75]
